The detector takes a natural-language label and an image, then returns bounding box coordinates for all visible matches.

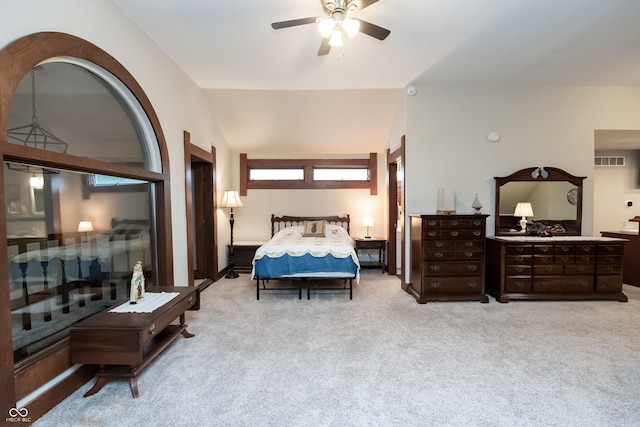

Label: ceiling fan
[271,0,390,56]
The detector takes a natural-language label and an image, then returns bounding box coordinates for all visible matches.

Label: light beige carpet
[33,271,640,426]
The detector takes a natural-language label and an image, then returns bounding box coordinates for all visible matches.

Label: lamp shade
[363,217,374,227]
[78,220,94,233]
[221,191,243,208]
[329,27,343,47]
[318,18,335,37]
[514,202,534,217]
[343,18,360,37]
[29,175,44,189]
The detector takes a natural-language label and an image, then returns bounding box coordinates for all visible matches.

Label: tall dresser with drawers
[405,214,489,304]
[485,236,628,302]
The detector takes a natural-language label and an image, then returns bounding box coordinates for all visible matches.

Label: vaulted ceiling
[111,0,640,153]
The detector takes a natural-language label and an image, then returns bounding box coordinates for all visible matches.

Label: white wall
[594,150,640,232]
[405,85,640,282]
[1,0,233,285]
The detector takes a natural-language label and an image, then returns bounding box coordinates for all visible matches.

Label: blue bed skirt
[253,253,358,279]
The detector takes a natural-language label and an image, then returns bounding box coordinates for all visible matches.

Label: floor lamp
[222,190,243,278]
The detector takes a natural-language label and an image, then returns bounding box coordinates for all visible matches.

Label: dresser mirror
[494,166,585,236]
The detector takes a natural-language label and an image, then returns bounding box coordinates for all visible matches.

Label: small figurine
[129,260,146,304]
[472,194,483,214]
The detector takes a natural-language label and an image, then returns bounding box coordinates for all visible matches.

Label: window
[313,168,369,181]
[240,153,377,195]
[249,168,304,181]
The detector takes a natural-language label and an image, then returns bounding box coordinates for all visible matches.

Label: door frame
[387,136,405,281]
[184,131,217,289]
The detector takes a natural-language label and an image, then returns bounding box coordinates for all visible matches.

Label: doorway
[184,132,217,289]
[387,136,405,279]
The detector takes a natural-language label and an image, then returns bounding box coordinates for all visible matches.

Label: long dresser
[485,236,628,302]
[406,214,489,304]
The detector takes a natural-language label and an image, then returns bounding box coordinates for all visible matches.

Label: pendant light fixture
[7,67,69,154]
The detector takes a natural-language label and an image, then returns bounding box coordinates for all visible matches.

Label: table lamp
[514,202,534,233]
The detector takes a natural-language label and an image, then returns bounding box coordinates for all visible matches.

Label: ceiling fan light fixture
[318,18,335,37]
[343,18,359,37]
[329,27,343,47]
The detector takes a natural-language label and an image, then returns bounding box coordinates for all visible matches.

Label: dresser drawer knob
[429,281,441,288]
[465,241,473,247]
[428,231,437,237]
[472,220,482,226]
[467,281,478,288]
[515,280,525,288]
[430,265,441,271]
[149,324,157,335]
[472,230,481,236]
[427,221,437,226]
[465,251,474,258]
[467,265,478,271]
[515,247,524,253]
[435,252,444,258]
[435,242,444,247]
[450,231,459,237]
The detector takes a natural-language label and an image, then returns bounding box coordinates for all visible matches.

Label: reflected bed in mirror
[495,167,585,236]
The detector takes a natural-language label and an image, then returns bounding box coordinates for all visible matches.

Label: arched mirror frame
[494,166,586,236]
[0,32,174,415]
[0,32,173,281]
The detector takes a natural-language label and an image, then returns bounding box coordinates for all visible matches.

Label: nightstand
[355,238,387,271]
[229,241,265,273]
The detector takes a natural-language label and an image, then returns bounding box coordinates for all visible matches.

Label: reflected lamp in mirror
[363,217,374,238]
[78,220,94,239]
[514,202,534,233]
[29,175,44,189]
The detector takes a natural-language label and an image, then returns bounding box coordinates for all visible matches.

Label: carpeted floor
[33,270,640,426]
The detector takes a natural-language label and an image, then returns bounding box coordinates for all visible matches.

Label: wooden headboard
[271,214,351,237]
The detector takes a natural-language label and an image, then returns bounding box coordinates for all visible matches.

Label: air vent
[595,156,625,166]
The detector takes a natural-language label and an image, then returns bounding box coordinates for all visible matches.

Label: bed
[252,215,360,300]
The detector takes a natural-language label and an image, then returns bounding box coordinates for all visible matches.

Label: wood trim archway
[0,32,173,421]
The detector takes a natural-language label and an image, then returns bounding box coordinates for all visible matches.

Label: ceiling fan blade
[271,17,319,30]
[356,19,390,40]
[354,0,381,10]
[318,37,331,56]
